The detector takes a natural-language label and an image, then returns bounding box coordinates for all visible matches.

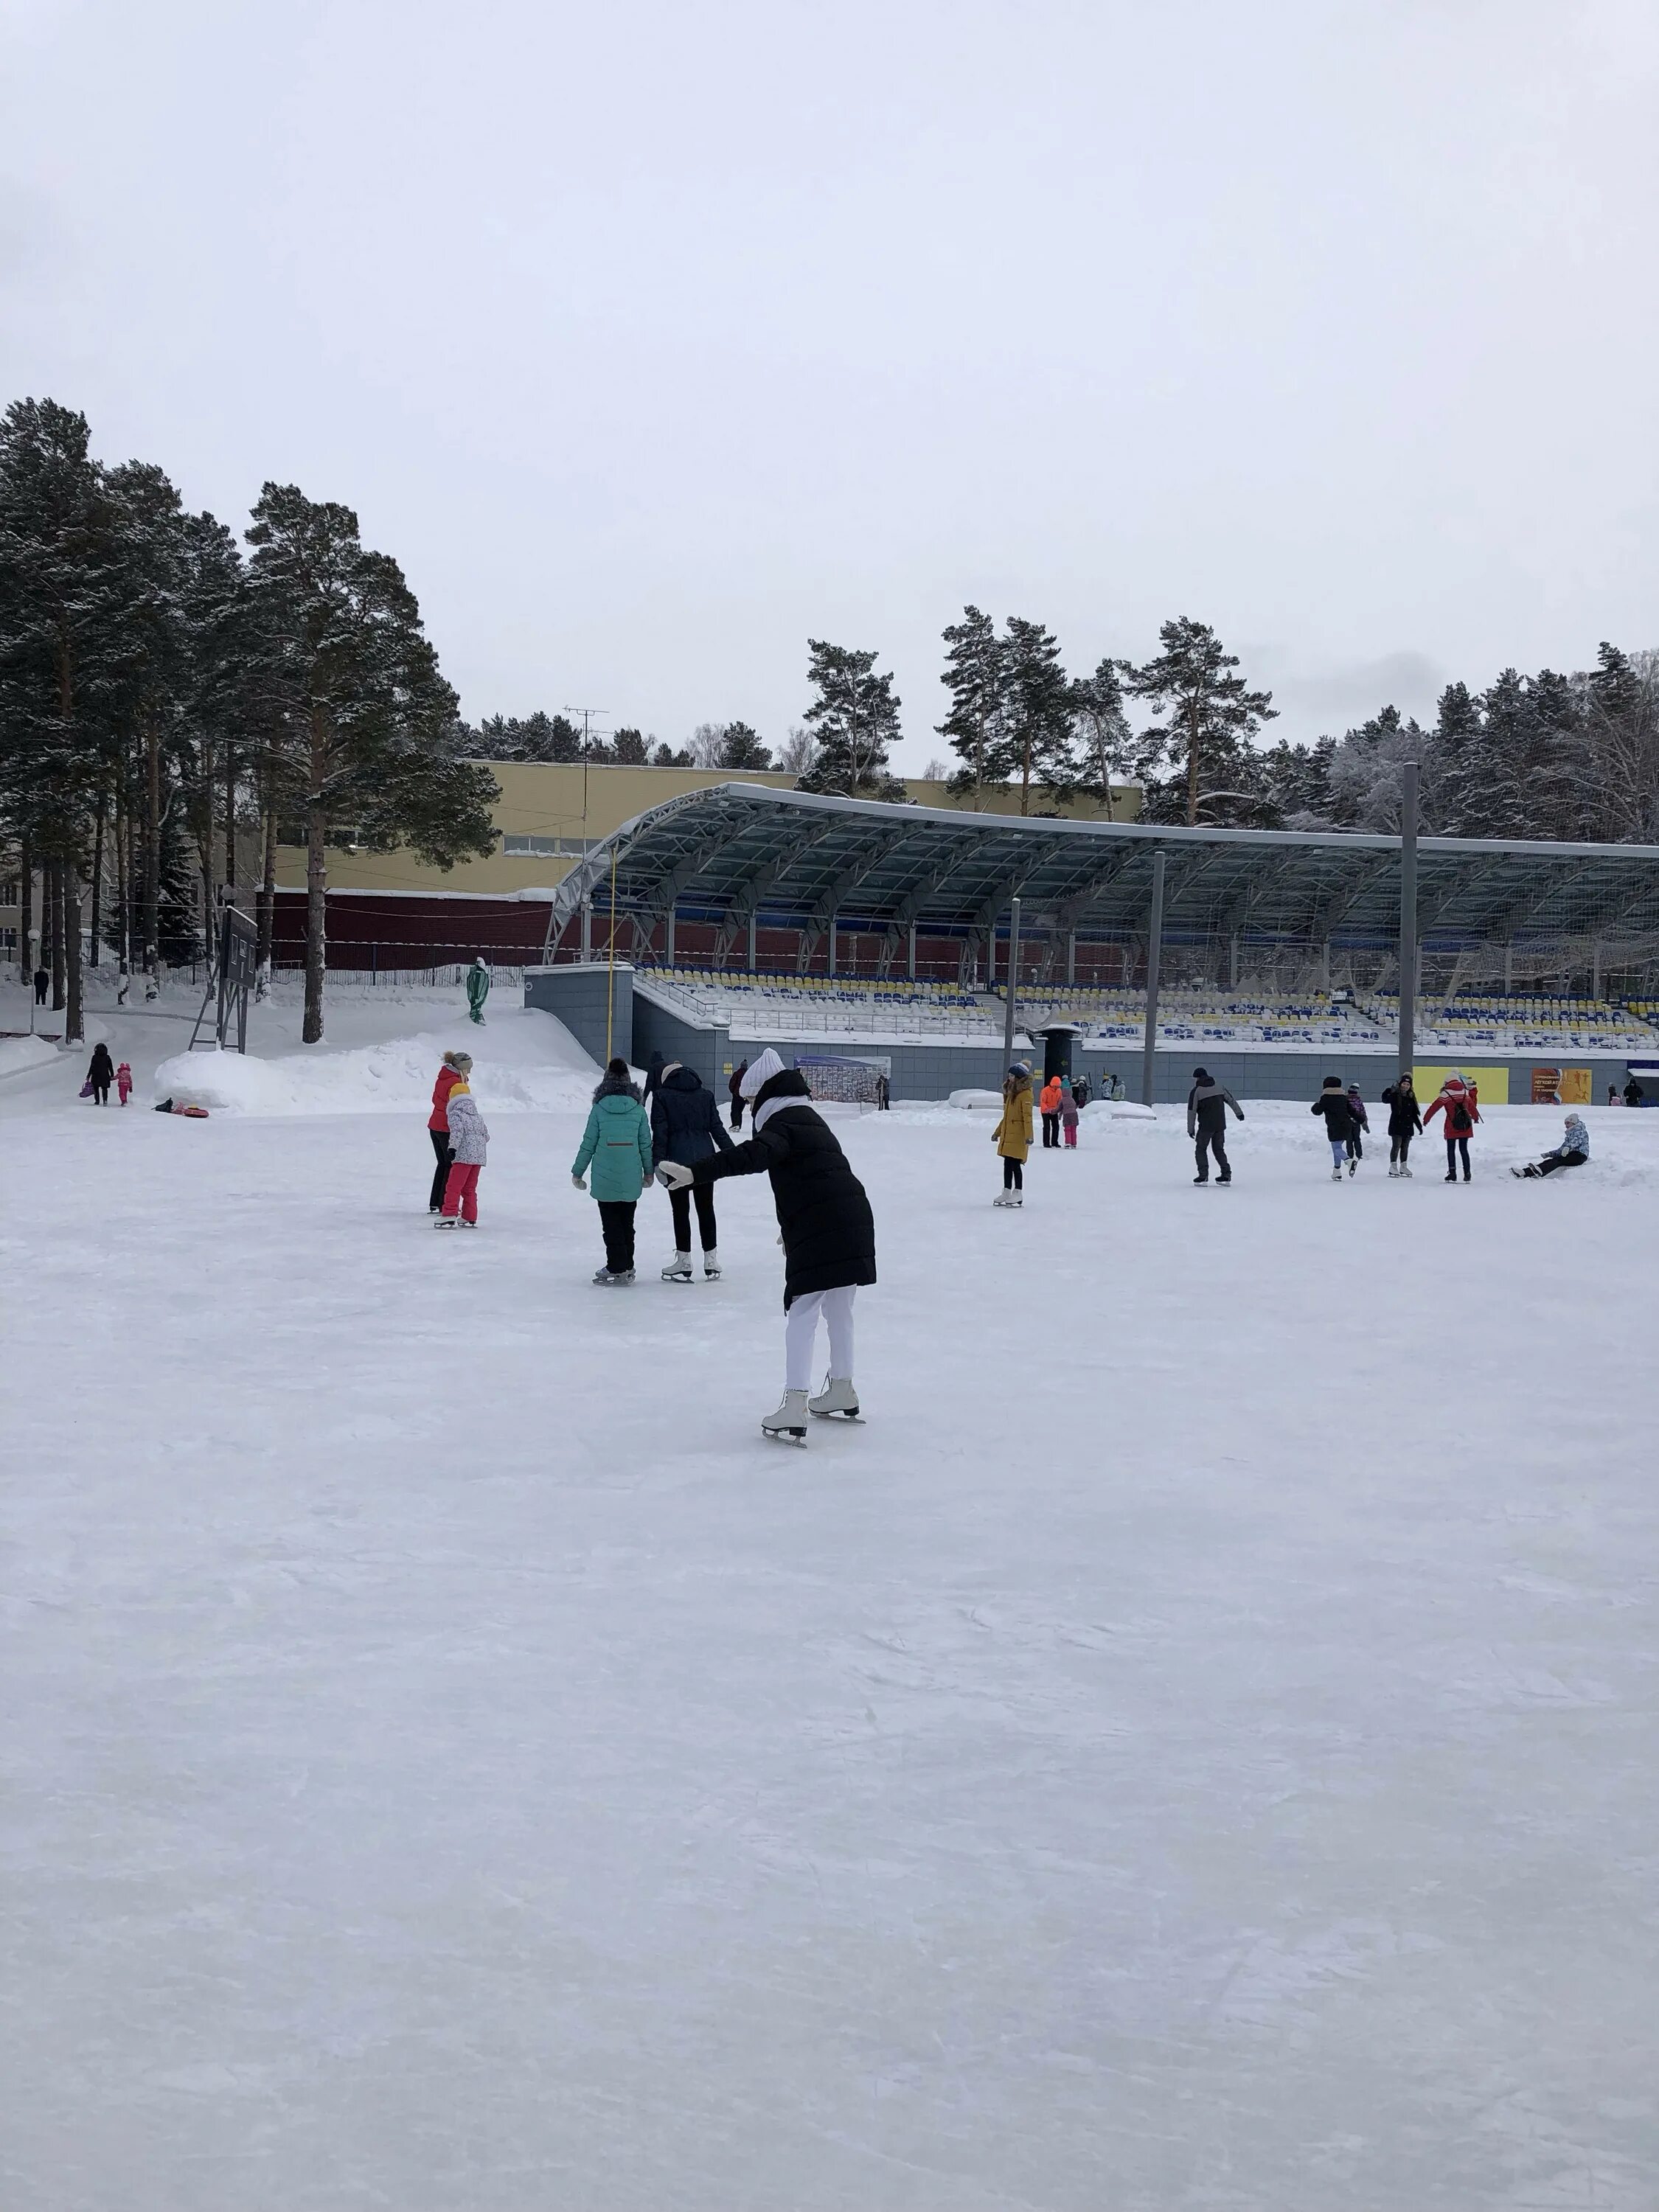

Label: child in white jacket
[436,1058,490,1227]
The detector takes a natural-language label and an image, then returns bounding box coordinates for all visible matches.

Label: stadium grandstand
[524,784,1659,1104]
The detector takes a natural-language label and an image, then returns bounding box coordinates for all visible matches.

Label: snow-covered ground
[4,985,1658,2210]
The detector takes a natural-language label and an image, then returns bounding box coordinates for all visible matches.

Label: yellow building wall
[273,764,1140,898]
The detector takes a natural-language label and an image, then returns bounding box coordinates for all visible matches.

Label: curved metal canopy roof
[542,783,1659,953]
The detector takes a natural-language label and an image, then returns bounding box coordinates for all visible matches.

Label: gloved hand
[571,1174,586,1191]
[657,1161,694,1191]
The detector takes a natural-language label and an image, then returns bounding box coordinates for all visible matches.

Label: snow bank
[153,1031,597,1118]
[0,1036,59,1081]
[947,1088,1003,1110]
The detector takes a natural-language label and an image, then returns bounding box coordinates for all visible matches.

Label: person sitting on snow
[1514,1113,1590,1179]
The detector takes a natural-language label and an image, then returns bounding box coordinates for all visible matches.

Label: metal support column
[1398,762,1419,1076]
[580,896,592,964]
[827,914,837,978]
[1065,931,1076,987]
[1141,853,1166,1108]
[987,921,996,987]
[1230,932,1239,988]
[746,910,757,970]
[907,920,917,980]
[1141,854,1168,1115]
[665,905,675,967]
[1001,897,1021,1071]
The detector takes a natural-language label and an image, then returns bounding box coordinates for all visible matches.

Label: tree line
[0,398,498,1043]
[928,608,1659,841]
[482,612,1659,846]
[7,394,1655,1048]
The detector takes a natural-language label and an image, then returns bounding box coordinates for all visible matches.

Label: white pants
[785,1286,857,1391]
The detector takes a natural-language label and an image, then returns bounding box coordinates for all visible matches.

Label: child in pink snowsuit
[1060,1079,1079,1148]
[116,1062,133,1106]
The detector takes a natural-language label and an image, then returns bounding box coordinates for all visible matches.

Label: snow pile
[0,1036,59,1081]
[946,1087,1004,1110]
[153,1026,597,1119]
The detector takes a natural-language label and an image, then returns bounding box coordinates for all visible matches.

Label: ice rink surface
[4,987,1658,2209]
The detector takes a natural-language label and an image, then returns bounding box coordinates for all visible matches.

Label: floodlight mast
[1141,852,1166,1107]
[1398,762,1419,1077]
[1001,896,1021,1069]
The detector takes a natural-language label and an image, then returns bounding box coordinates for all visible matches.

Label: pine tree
[1000,618,1075,813]
[246,483,498,1042]
[1070,653,1133,815]
[1430,680,1485,835]
[1124,618,1276,826]
[611,726,648,764]
[0,399,128,1043]
[797,641,905,799]
[936,605,1008,803]
[1585,644,1659,842]
[717,720,771,770]
[100,462,194,995]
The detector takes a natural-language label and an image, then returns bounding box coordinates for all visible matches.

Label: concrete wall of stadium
[526,970,1645,1106]
[1091,1048,1643,1107]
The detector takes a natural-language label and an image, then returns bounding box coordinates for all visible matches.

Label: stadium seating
[998,986,1376,1046]
[1357,993,1659,1051]
[636,969,1659,1052]
[638,967,1004,1040]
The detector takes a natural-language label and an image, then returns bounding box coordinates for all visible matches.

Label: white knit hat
[739,1047,785,1100]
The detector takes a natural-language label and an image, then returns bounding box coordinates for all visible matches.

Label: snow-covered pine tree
[936,605,1008,804]
[1124,618,1276,826]
[1585,644,1659,843]
[1429,681,1485,835]
[0,399,133,1043]
[798,641,905,799]
[246,483,498,1043]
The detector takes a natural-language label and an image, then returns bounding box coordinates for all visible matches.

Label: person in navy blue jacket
[650,1062,734,1279]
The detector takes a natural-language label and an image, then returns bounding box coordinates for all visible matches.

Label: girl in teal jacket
[571,1058,654,1282]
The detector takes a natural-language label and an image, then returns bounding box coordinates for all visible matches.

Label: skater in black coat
[86,1040,115,1105]
[1380,1076,1422,1176]
[650,1063,732,1277]
[1311,1077,1358,1179]
[661,1048,876,1439]
[1186,1066,1243,1183]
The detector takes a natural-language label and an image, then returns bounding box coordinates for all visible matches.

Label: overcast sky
[2,0,1656,765]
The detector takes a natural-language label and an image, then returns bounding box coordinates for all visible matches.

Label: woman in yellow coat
[992,1062,1034,1207]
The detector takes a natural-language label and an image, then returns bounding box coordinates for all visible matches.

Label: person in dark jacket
[1310,1077,1357,1181]
[661,1047,876,1440]
[727,1059,748,1130]
[651,1062,734,1279]
[33,964,49,1006]
[86,1040,115,1105]
[1380,1075,1422,1177]
[642,1050,666,1107]
[1186,1066,1243,1184]
[1624,1076,1646,1108]
[1343,1085,1370,1169]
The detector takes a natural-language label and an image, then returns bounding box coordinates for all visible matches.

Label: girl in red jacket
[1424,1074,1481,1182]
[428,1050,467,1211]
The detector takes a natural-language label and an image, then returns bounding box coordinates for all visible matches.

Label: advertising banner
[1531,1066,1591,1105]
[1413,1063,1510,1106]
